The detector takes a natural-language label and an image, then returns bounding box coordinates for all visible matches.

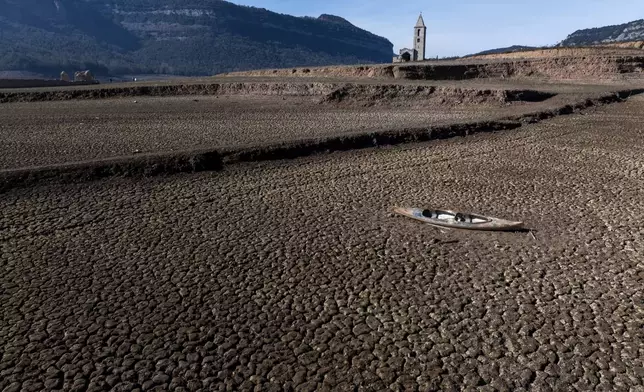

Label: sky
[228,0,644,57]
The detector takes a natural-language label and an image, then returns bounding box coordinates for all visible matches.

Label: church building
[393,14,426,63]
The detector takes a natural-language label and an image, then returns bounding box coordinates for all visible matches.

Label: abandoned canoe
[393,207,523,231]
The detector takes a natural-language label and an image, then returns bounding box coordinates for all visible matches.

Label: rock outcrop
[0,0,393,77]
[560,19,644,46]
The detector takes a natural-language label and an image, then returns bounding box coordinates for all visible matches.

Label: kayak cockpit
[394,207,523,231]
[419,209,491,224]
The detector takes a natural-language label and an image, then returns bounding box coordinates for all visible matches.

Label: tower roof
[415,13,426,27]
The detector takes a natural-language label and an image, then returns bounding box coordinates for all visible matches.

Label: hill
[469,45,539,57]
[560,19,644,46]
[0,0,393,77]
[469,19,644,58]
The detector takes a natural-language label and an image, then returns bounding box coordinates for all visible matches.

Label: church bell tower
[414,13,426,61]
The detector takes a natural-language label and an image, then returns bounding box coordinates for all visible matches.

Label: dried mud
[466,45,644,60]
[320,85,557,107]
[0,150,222,193]
[0,79,99,89]
[0,82,553,105]
[225,55,644,81]
[0,82,565,105]
[0,82,339,104]
[1,96,643,391]
[1,89,641,191]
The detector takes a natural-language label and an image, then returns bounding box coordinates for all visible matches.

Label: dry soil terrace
[0,80,640,171]
[1,96,643,391]
[0,95,501,170]
[2,76,642,95]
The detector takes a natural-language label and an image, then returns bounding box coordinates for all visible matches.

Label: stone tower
[413,13,426,61]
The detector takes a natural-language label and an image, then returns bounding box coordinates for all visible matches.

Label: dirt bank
[1,89,640,191]
[0,81,565,106]
[0,82,339,104]
[3,59,642,105]
[396,57,644,80]
[605,40,644,50]
[3,94,643,392]
[0,150,222,193]
[224,56,644,81]
[320,85,556,106]
[466,46,644,60]
[0,79,99,89]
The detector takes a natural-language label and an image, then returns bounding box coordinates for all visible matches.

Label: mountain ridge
[469,19,644,57]
[0,0,393,77]
[2,4,643,77]
[560,19,644,46]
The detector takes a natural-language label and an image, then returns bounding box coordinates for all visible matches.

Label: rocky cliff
[559,19,644,46]
[471,19,644,57]
[0,0,393,76]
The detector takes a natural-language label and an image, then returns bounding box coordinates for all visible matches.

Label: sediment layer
[0,82,562,106]
[1,89,640,191]
[225,56,644,81]
[2,95,643,392]
[0,82,339,104]
[0,79,99,89]
[320,85,557,106]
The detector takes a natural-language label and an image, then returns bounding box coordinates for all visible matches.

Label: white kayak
[393,207,523,231]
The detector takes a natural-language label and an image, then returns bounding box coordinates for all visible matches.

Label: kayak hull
[394,207,523,231]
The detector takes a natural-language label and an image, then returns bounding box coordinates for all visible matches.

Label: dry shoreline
[1,88,641,192]
[2,95,643,391]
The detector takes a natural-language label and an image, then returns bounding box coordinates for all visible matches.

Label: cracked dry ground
[2,97,644,392]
